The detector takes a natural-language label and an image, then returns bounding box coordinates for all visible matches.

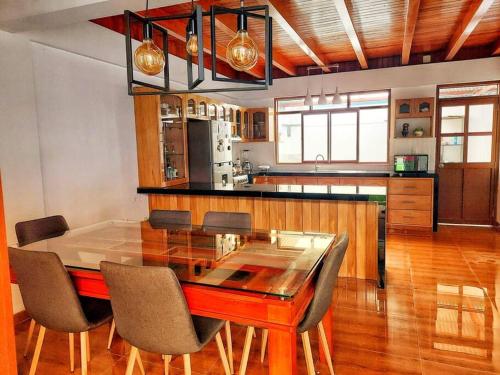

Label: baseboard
[13,310,29,325]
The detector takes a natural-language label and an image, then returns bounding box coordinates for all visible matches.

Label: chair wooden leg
[125,346,138,375]
[301,331,315,375]
[80,332,88,375]
[163,355,171,375]
[260,328,268,363]
[318,321,335,375]
[215,332,231,375]
[24,319,36,357]
[225,321,234,374]
[136,349,145,375]
[86,331,90,362]
[107,319,115,350]
[183,354,191,375]
[28,325,46,375]
[69,333,75,372]
[238,326,255,375]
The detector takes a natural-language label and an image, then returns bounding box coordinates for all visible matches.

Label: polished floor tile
[14,225,500,374]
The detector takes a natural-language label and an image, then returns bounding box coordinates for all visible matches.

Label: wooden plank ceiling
[91,0,500,79]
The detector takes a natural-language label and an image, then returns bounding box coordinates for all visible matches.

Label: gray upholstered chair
[149,209,192,230]
[8,248,133,375]
[202,211,251,233]
[105,209,194,350]
[239,233,349,375]
[202,210,252,371]
[15,215,69,247]
[100,261,232,375]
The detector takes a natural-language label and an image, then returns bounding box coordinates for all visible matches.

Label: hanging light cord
[145,0,149,18]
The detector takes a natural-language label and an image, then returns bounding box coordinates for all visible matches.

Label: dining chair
[149,209,192,229]
[15,215,69,247]
[239,233,349,375]
[105,209,194,350]
[100,261,232,375]
[8,248,138,375]
[202,210,252,372]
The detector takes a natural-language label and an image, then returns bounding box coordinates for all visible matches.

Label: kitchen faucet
[315,154,325,172]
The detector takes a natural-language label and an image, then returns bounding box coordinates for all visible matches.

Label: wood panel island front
[138,183,387,287]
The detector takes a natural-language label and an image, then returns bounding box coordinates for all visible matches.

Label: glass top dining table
[17,220,336,299]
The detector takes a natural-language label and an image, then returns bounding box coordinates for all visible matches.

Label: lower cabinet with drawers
[387,178,434,234]
[253,174,436,235]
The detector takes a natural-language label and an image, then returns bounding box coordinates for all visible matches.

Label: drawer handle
[404,186,417,189]
[401,201,414,204]
[402,216,414,219]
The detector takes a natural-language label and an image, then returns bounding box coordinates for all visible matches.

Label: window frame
[274,89,391,165]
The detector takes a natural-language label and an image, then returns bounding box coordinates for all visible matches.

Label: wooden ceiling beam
[492,39,500,55]
[258,0,330,72]
[402,0,421,65]
[445,0,495,61]
[198,0,297,76]
[331,0,368,69]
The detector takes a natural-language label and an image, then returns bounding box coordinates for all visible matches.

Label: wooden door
[0,175,18,375]
[436,98,498,224]
[250,109,268,141]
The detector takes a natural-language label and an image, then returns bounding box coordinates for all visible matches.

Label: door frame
[435,92,500,224]
[0,173,18,375]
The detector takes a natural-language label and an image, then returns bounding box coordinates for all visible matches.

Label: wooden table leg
[319,305,333,363]
[268,328,297,375]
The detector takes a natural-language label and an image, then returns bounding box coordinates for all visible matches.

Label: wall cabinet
[395,98,434,119]
[133,89,189,187]
[394,97,435,138]
[244,108,273,142]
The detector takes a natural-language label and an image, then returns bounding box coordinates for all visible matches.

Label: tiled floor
[15,225,500,374]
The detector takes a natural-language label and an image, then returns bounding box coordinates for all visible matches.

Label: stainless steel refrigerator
[187,119,233,184]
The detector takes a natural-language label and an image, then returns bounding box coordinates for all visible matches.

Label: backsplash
[233,139,436,173]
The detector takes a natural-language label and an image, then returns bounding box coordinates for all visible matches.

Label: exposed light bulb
[333,86,343,104]
[186,34,198,56]
[227,29,258,71]
[134,23,165,76]
[318,88,328,105]
[226,5,258,72]
[304,88,313,106]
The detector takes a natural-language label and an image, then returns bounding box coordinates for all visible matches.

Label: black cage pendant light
[125,0,273,96]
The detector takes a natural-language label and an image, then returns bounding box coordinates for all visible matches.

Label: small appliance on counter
[394,154,428,173]
[188,119,233,185]
[241,149,253,174]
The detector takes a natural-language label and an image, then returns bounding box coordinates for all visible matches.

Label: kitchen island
[138,183,386,286]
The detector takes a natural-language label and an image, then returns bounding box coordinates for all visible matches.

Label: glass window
[359,108,388,162]
[303,113,328,161]
[276,98,309,112]
[441,106,465,133]
[330,112,357,161]
[467,135,492,163]
[440,136,464,163]
[468,104,494,133]
[312,95,348,110]
[439,84,499,99]
[277,113,302,163]
[350,91,389,108]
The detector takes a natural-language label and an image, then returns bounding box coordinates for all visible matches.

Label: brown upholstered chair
[239,233,349,375]
[105,209,194,350]
[8,248,132,375]
[100,261,232,375]
[15,215,69,247]
[149,209,192,230]
[202,210,252,371]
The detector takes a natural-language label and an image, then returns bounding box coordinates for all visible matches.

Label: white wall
[0,31,46,313]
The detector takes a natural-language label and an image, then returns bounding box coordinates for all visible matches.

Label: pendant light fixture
[332,86,343,104]
[304,68,313,106]
[226,0,259,72]
[318,71,328,105]
[134,0,165,76]
[186,0,198,56]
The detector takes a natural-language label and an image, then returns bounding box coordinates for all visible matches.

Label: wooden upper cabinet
[395,97,435,119]
[245,108,274,142]
[208,104,217,120]
[133,90,189,188]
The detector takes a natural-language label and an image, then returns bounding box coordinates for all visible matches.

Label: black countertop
[252,170,436,178]
[138,183,387,202]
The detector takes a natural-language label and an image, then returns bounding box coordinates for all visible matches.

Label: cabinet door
[250,108,268,141]
[395,99,412,118]
[243,110,250,140]
[413,97,434,117]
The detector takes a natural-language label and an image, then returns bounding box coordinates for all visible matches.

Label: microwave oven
[394,154,428,173]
